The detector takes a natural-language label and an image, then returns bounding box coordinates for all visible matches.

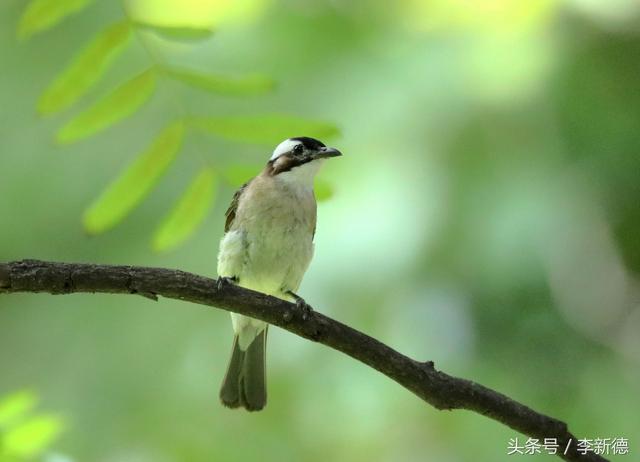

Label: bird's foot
[287,290,313,321]
[216,276,238,291]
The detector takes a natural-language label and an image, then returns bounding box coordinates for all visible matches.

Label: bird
[217,136,342,411]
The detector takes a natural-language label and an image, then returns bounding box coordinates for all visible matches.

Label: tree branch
[0,259,608,462]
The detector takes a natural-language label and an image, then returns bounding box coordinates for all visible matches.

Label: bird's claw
[297,299,313,321]
[287,291,313,321]
[217,276,237,291]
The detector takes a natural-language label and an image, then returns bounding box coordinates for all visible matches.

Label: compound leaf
[38,20,132,115]
[164,67,274,96]
[134,21,214,40]
[314,178,334,202]
[0,390,38,427]
[222,164,261,186]
[152,168,216,252]
[189,114,340,146]
[83,122,185,234]
[18,0,94,40]
[57,68,156,144]
[3,415,63,458]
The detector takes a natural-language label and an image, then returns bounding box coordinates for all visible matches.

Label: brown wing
[224,182,249,232]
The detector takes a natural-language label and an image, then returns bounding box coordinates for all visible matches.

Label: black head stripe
[290,137,325,150]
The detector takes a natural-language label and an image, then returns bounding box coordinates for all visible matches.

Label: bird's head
[266,137,342,186]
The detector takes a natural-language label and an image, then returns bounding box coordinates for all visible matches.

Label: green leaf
[57,68,156,144]
[83,122,185,234]
[152,169,216,252]
[164,67,275,96]
[0,391,38,427]
[315,178,334,202]
[134,21,214,40]
[18,0,94,40]
[222,164,261,186]
[188,114,340,145]
[38,20,132,115]
[3,415,63,458]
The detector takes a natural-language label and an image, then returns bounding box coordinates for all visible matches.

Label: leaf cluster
[0,390,64,462]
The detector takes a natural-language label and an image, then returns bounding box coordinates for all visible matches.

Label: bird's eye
[293,144,304,155]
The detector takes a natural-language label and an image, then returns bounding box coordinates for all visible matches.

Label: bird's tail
[219,328,267,411]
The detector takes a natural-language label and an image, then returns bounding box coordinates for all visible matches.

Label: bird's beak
[312,147,342,159]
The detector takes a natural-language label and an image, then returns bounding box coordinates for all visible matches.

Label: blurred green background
[1,0,639,461]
